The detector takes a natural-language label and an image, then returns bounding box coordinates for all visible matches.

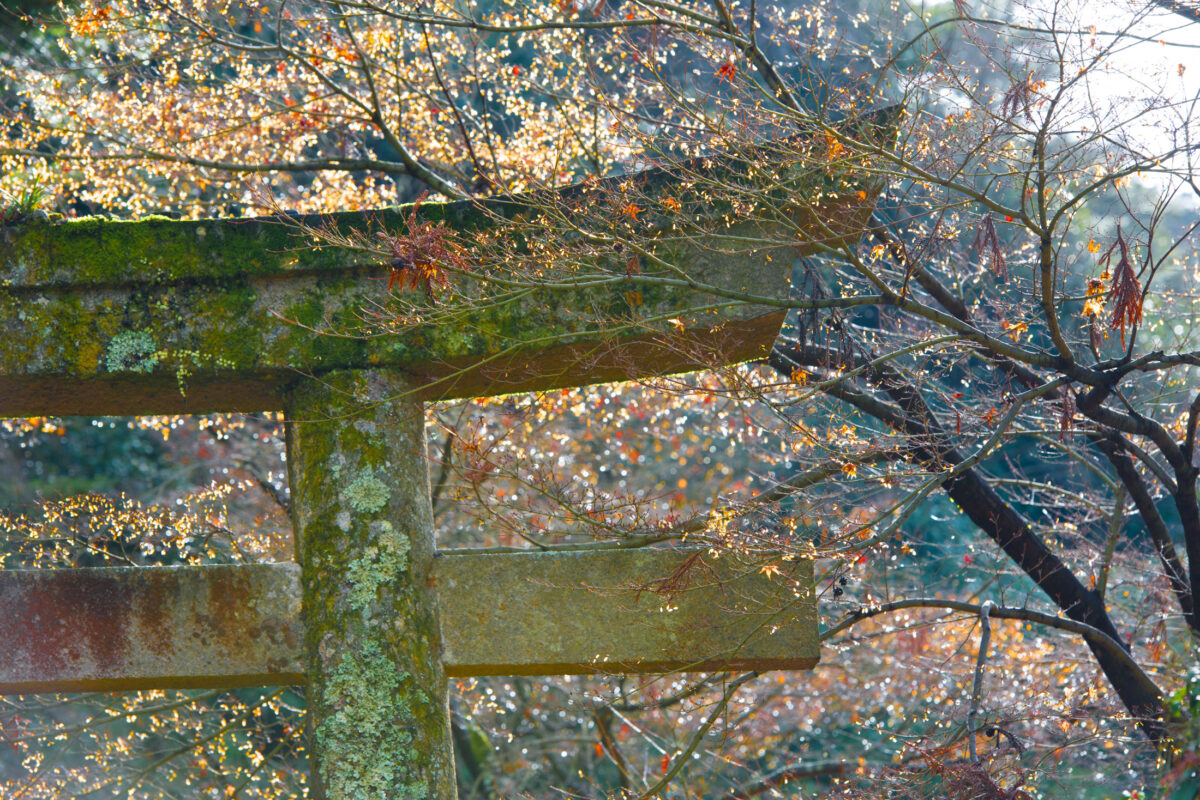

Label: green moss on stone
[192,280,260,367]
[0,214,332,285]
[1,151,848,414]
[289,289,371,366]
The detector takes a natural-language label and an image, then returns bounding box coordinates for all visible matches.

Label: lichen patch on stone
[345,522,410,616]
[318,639,427,800]
[343,469,391,515]
[104,331,160,373]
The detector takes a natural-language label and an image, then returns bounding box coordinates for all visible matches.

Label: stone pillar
[285,370,456,800]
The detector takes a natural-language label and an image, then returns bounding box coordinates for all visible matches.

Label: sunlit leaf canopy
[0,0,899,214]
[4,2,613,210]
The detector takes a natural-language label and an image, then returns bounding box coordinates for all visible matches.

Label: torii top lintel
[0,148,881,417]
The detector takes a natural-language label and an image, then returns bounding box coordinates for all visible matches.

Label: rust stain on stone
[0,569,135,682]
[135,572,175,659]
[209,567,276,659]
[0,564,305,693]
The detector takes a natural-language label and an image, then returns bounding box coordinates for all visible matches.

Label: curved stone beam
[0,141,886,416]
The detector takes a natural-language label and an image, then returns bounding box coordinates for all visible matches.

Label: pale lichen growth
[343,468,391,514]
[163,347,239,396]
[104,331,159,373]
[345,522,409,614]
[318,639,427,800]
[346,549,385,613]
[374,520,408,560]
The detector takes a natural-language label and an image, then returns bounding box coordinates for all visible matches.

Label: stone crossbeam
[0,551,817,694]
[0,162,878,416]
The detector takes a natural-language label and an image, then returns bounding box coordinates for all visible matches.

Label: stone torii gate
[0,161,872,798]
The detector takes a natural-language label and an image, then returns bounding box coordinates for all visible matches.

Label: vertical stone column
[285,370,456,800]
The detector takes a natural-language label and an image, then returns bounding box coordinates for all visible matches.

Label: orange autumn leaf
[824,132,846,159]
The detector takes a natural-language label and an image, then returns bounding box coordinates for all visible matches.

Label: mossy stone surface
[0,146,890,415]
[284,371,455,800]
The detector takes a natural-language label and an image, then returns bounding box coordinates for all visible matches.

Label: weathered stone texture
[0,552,817,693]
[0,200,799,416]
[437,548,818,675]
[285,371,456,800]
[0,563,302,693]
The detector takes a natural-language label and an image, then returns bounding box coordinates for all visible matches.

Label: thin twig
[1095,485,1126,600]
[966,600,993,765]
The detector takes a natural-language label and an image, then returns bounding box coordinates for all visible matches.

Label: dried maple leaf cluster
[383,193,467,298]
[1099,225,1144,346]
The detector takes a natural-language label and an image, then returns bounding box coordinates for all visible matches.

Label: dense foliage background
[2,0,1200,795]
